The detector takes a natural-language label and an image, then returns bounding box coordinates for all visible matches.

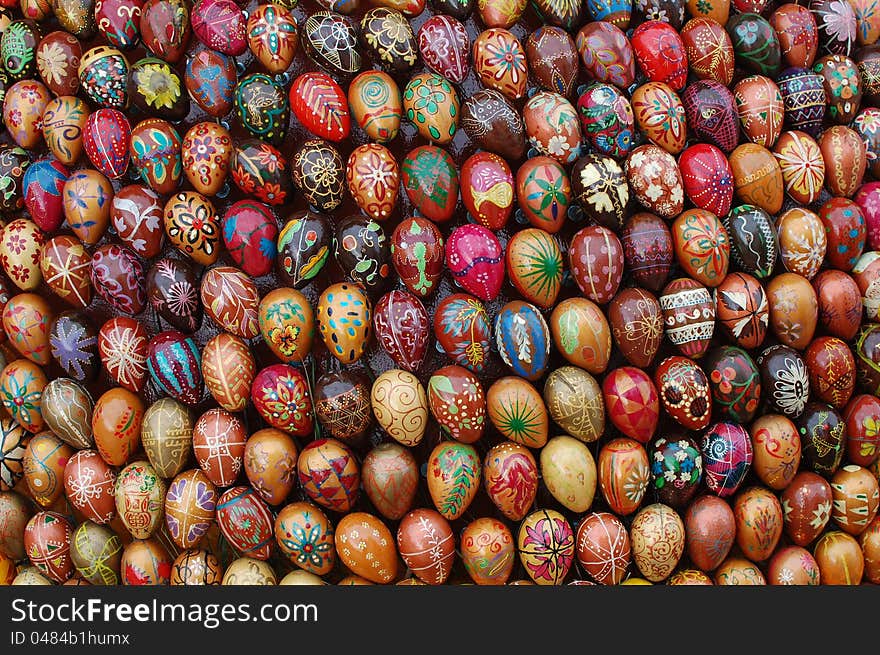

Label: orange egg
[2,293,53,364]
[714,557,767,585]
[121,538,172,585]
[767,545,820,585]
[729,143,784,214]
[483,441,538,521]
[749,414,801,490]
[258,287,314,364]
[335,512,398,584]
[831,465,880,535]
[630,503,685,582]
[244,428,298,506]
[23,433,72,507]
[275,501,335,576]
[549,297,611,374]
[202,333,255,412]
[776,207,827,280]
[766,272,818,350]
[814,531,864,585]
[0,359,47,432]
[734,486,783,562]
[92,387,145,467]
[486,376,549,448]
[460,517,515,585]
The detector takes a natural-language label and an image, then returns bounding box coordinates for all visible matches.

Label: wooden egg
[729,143,784,214]
[257,287,313,364]
[231,138,292,206]
[64,450,115,524]
[703,346,762,424]
[671,209,730,288]
[777,207,827,279]
[820,125,866,198]
[570,155,629,231]
[486,377,548,449]
[766,544,820,585]
[550,298,610,374]
[576,82,633,159]
[90,244,146,315]
[714,557,766,584]
[494,301,550,381]
[346,144,399,222]
[700,421,754,497]
[250,364,313,437]
[0,359,47,432]
[219,200,278,278]
[297,439,359,513]
[362,442,418,521]
[861,516,880,583]
[713,272,769,350]
[631,81,687,155]
[445,224,504,301]
[2,293,53,366]
[797,401,847,477]
[397,509,455,585]
[684,494,735,571]
[668,569,714,585]
[750,414,801,490]
[649,435,703,509]
[805,337,856,409]
[678,143,734,216]
[683,79,738,153]
[333,215,391,296]
[164,469,217,550]
[181,121,231,197]
[110,184,164,257]
[216,486,275,560]
[201,333,254,413]
[390,216,444,299]
[69,520,122,585]
[200,266,260,340]
[121,538,172,585]
[316,282,371,365]
[460,517,514,585]
[608,287,664,368]
[812,269,862,341]
[505,228,563,310]
[766,272,818,350]
[540,435,597,513]
[373,290,429,373]
[602,367,659,443]
[23,432,71,507]
[403,72,459,144]
[170,549,223,585]
[400,145,459,223]
[734,486,783,562]
[814,531,864,584]
[654,355,712,431]
[575,21,635,88]
[568,227,625,305]
[625,145,684,219]
[856,323,880,395]
[434,293,491,374]
[348,70,401,143]
[773,130,825,205]
[40,236,91,310]
[630,503,685,582]
[3,80,50,150]
[620,212,673,294]
[543,366,604,443]
[335,512,398,584]
[1,219,46,293]
[192,408,246,488]
[146,331,203,406]
[371,369,428,447]
[598,438,650,516]
[819,197,866,271]
[517,509,574,585]
[575,512,631,585]
[275,501,335,576]
[844,394,880,467]
[24,511,73,582]
[221,557,276,585]
[770,4,817,68]
[830,465,879,535]
[163,191,220,266]
[428,365,486,444]
[482,441,538,521]
[734,74,784,146]
[140,398,192,479]
[427,441,480,521]
[243,428,297,506]
[0,420,29,493]
[853,252,880,323]
[115,461,165,539]
[659,277,715,359]
[0,491,33,559]
[781,471,832,545]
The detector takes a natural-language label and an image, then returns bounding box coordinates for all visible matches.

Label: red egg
[631,20,688,90]
[192,408,247,488]
[844,394,880,468]
[804,336,856,408]
[24,511,73,583]
[781,471,832,546]
[568,225,624,305]
[678,143,734,217]
[768,545,821,585]
[654,355,712,431]
[297,439,360,513]
[373,290,429,373]
[819,126,867,198]
[684,495,736,572]
[445,224,504,301]
[483,441,538,521]
[397,509,455,585]
[681,18,734,85]
[714,272,769,350]
[575,512,631,585]
[83,108,131,180]
[428,365,486,444]
[598,438,650,515]
[607,288,664,368]
[290,72,350,143]
[659,277,715,359]
[391,217,445,298]
[250,364,314,437]
[98,317,148,392]
[64,450,116,524]
[819,197,867,272]
[813,269,862,340]
[602,367,659,443]
[460,152,514,231]
[217,486,274,560]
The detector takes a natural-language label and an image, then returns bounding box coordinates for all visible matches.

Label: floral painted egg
[681,17,734,85]
[140,0,191,63]
[290,72,350,143]
[543,366,605,443]
[297,438,359,513]
[2,19,40,83]
[486,377,548,448]
[41,96,87,168]
[433,293,490,374]
[275,501,335,575]
[654,355,712,431]
[140,398,192,479]
[128,57,188,122]
[334,216,391,295]
[360,7,417,74]
[22,433,71,507]
[370,369,427,447]
[483,441,538,521]
[630,503,685,582]
[683,494,735,571]
[115,461,165,539]
[445,224,503,301]
[678,143,734,216]
[276,211,331,289]
[672,209,729,288]
[597,438,649,515]
[734,486,784,561]
[216,486,274,560]
[701,422,754,497]
[515,157,570,234]
[335,512,397,584]
[704,345,762,422]
[734,75,784,147]
[146,331,203,406]
[302,10,361,79]
[494,301,551,381]
[94,0,142,50]
[250,364,313,437]
[607,287,663,368]
[191,0,246,56]
[165,470,217,550]
[90,244,145,315]
[634,0,685,28]
[797,402,846,476]
[631,20,688,90]
[550,297,610,374]
[163,191,220,266]
[373,290,428,373]
[749,413,801,491]
[98,317,147,392]
[631,82,687,155]
[729,143,784,214]
[235,73,288,146]
[361,443,417,520]
[777,67,827,137]
[522,92,582,166]
[199,267,258,340]
[766,272,818,350]
[568,225,624,305]
[830,464,879,534]
[91,387,143,467]
[220,556,274,585]
[574,512,631,585]
[346,144,399,222]
[428,365,486,443]
[812,0,857,56]
[146,258,201,334]
[42,378,94,449]
[844,394,880,467]
[0,145,30,214]
[854,109,880,178]
[290,139,344,211]
[221,200,278,278]
[3,80,49,151]
[575,21,635,88]
[602,368,658,443]
[202,333,255,413]
[777,207,827,279]
[181,122,231,197]
[417,14,469,84]
[0,359,46,432]
[192,408,247,487]
[403,72,459,144]
[427,441,480,521]
[714,557,767,584]
[576,82,633,159]
[518,509,574,585]
[110,185,163,257]
[526,26,579,98]
[24,511,73,582]
[649,435,703,509]
[316,282,371,364]
[400,145,458,222]
[758,344,810,419]
[819,127,867,198]
[2,294,53,366]
[61,170,112,248]
[78,46,128,110]
[472,28,526,100]
[0,219,44,293]
[23,158,69,234]
[83,108,130,179]
[728,13,781,76]
[805,336,856,408]
[781,473,831,545]
[460,518,514,585]
[390,217,444,298]
[570,155,629,230]
[856,183,880,249]
[39,236,89,310]
[348,70,402,143]
[0,419,28,492]
[625,145,683,219]
[714,272,768,350]
[767,545,821,585]
[770,3,818,69]
[185,48,236,117]
[243,428,297,505]
[814,55,862,124]
[128,118,182,195]
[659,278,715,359]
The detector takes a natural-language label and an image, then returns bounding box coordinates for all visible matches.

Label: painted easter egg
[146,258,202,334]
[460,151,514,231]
[654,355,712,431]
[334,512,397,584]
[3,80,50,150]
[777,67,827,137]
[630,503,685,582]
[1,219,45,292]
[703,346,762,423]
[570,154,629,231]
[445,224,504,301]
[517,509,574,585]
[797,402,846,477]
[0,359,46,432]
[90,244,145,315]
[682,17,734,85]
[192,408,247,488]
[550,297,611,374]
[200,266,260,339]
[684,495,735,571]
[713,272,769,350]
[110,185,164,258]
[257,287,314,364]
[493,301,550,381]
[297,438,360,513]
[576,82,634,160]
[202,333,255,413]
[575,512,631,585]
[575,21,635,88]
[2,293,52,365]
[24,512,73,583]
[147,331,203,406]
[164,469,217,550]
[766,273,818,350]
[40,237,91,311]
[758,344,810,419]
[568,225,624,305]
[92,388,143,466]
[185,48,235,117]
[41,377,94,449]
[275,501,335,575]
[597,438,650,515]
[649,435,703,509]
[777,207,827,279]
[427,441,480,521]
[607,287,664,368]
[390,217,444,298]
[483,441,538,521]
[486,377,548,449]
[291,139,344,212]
[97,317,147,392]
[181,122,231,198]
[115,461,166,539]
[235,73,288,146]
[701,422,754,497]
[163,191,220,266]
[348,70,402,143]
[302,10,361,79]
[316,282,372,365]
[805,337,856,409]
[170,549,222,586]
[242,428,297,506]
[333,215,391,296]
[403,72,459,144]
[216,486,274,560]
[250,364,313,437]
[678,143,734,217]
[361,442,418,520]
[312,370,372,444]
[140,398,192,479]
[659,277,715,359]
[401,146,459,223]
[770,3,818,68]
[460,517,514,585]
[373,290,429,373]
[461,89,526,162]
[543,366,605,443]
[22,433,70,506]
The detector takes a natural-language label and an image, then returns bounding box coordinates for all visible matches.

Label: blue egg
[493,301,551,381]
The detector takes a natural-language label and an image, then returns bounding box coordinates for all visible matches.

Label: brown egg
[192,409,247,488]
[0,491,33,560]
[335,512,398,584]
[486,376,548,448]
[749,414,801,490]
[814,531,864,585]
[543,366,604,442]
[164,469,217,550]
[163,191,221,266]
[549,297,611,374]
[575,512,631,585]
[714,557,767,585]
[667,569,713,585]
[181,121,232,196]
[773,130,825,205]
[200,266,260,339]
[777,207,827,279]
[483,441,538,521]
[275,501,336,576]
[257,287,314,365]
[540,435,597,513]
[92,387,144,467]
[860,516,880,583]
[370,369,428,447]
[40,236,92,309]
[140,398,193,479]
[630,503,685,582]
[243,428,297,506]
[170,549,223,585]
[607,287,664,368]
[729,143,784,215]
[831,465,880,535]
[767,545,821,585]
[734,486,783,562]
[397,508,455,585]
[671,209,730,287]
[362,442,418,521]
[766,272,818,350]
[64,450,116,524]
[683,494,736,572]
[813,269,862,340]
[221,557,276,585]
[2,293,53,364]
[24,511,74,583]
[115,461,166,540]
[42,96,89,167]
[597,438,649,516]
[121,538,172,585]
[23,433,72,507]
[781,471,833,546]
[460,517,515,585]
[734,75,784,147]
[202,333,255,413]
[313,370,372,443]
[819,126,867,198]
